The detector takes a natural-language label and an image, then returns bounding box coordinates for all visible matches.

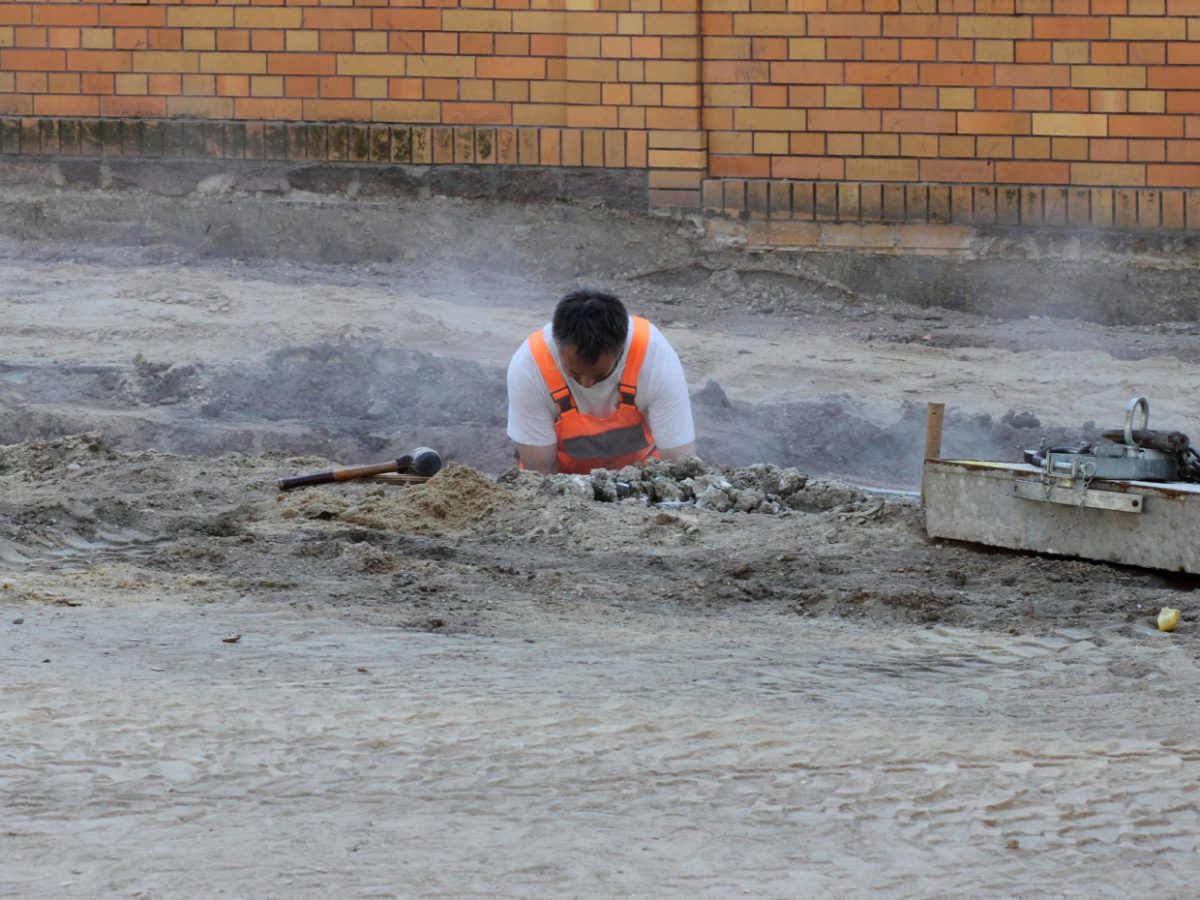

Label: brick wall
[4,0,1200,237]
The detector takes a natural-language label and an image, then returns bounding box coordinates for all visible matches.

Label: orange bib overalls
[527,316,660,475]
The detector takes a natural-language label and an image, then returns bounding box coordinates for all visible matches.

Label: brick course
[4,0,1200,234]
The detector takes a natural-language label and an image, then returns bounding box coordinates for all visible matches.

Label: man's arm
[515,442,558,474]
[660,441,697,461]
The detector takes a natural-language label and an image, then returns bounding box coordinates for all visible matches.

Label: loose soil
[3,188,1199,897]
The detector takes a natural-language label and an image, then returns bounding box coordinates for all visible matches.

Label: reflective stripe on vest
[527,316,659,475]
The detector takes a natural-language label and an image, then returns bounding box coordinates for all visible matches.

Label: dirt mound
[284,462,513,534]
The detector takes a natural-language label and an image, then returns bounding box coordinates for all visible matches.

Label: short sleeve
[641,326,695,451]
[506,339,558,447]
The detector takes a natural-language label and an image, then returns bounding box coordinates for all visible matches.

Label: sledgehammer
[277,447,443,491]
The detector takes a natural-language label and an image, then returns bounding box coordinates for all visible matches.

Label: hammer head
[401,447,443,478]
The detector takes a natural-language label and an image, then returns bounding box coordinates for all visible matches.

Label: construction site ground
[3,184,1200,897]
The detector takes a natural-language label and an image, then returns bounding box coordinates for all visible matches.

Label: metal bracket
[1013,480,1145,513]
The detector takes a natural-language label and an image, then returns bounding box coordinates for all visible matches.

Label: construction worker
[507,288,697,475]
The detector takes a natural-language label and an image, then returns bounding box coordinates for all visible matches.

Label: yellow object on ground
[1157,608,1180,632]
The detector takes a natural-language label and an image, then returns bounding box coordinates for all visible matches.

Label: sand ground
[2,190,1199,897]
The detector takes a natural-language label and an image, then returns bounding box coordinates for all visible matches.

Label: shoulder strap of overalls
[528,328,575,416]
[617,316,651,407]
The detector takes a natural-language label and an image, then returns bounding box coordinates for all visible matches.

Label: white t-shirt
[506,317,695,451]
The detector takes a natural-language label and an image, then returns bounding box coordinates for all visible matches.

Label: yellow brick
[976,40,1014,63]
[358,78,390,99]
[939,135,975,157]
[513,105,568,127]
[1051,137,1090,159]
[1129,0,1166,11]
[166,8,234,28]
[115,73,148,95]
[565,0,595,9]
[754,132,788,154]
[0,28,12,49]
[617,60,644,81]
[827,85,863,108]
[958,16,1032,38]
[511,12,566,34]
[1129,90,1165,113]
[644,13,696,35]
[702,108,733,130]
[80,28,114,50]
[236,8,303,29]
[286,31,320,53]
[864,133,900,155]
[568,59,618,81]
[1072,66,1146,89]
[705,84,751,105]
[618,106,645,129]
[978,135,1012,157]
[567,35,600,56]
[443,10,514,32]
[1071,162,1147,186]
[374,101,442,124]
[902,134,938,156]
[1110,17,1186,40]
[336,55,407,77]
[406,56,475,78]
[789,38,826,59]
[1014,136,1050,157]
[645,61,699,83]
[846,158,919,181]
[252,76,284,97]
[167,97,233,118]
[1032,112,1108,136]
[563,12,618,34]
[566,82,602,103]
[650,130,707,149]
[496,81,527,102]
[663,37,701,57]
[184,31,216,52]
[633,83,662,105]
[648,149,707,168]
[531,81,568,103]
[199,52,267,75]
[939,87,975,110]
[735,14,807,36]
[1090,89,1126,113]
[618,13,645,36]
[132,51,201,74]
[734,108,806,130]
[703,37,752,58]
[828,133,863,155]
[710,131,753,154]
[356,32,388,54]
[663,84,701,106]
[1052,41,1089,64]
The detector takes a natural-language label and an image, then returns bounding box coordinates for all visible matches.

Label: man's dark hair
[552,288,629,363]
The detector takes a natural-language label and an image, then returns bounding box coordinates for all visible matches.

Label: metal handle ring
[1124,396,1149,447]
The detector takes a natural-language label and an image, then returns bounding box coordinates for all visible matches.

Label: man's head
[552,288,628,388]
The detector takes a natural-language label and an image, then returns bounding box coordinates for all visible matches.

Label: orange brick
[3,49,65,70]
[772,156,846,179]
[1148,163,1200,186]
[919,63,994,85]
[808,108,881,130]
[66,50,131,72]
[845,61,919,83]
[32,6,98,27]
[1109,114,1184,137]
[34,95,99,117]
[443,102,513,125]
[921,158,994,181]
[101,95,166,117]
[1033,16,1109,39]
[268,53,337,77]
[1148,65,1200,89]
[882,109,955,130]
[996,160,1070,182]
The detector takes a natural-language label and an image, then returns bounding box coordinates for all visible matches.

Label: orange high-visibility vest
[527,316,660,475]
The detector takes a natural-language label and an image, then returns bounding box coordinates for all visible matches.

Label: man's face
[559,343,619,388]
